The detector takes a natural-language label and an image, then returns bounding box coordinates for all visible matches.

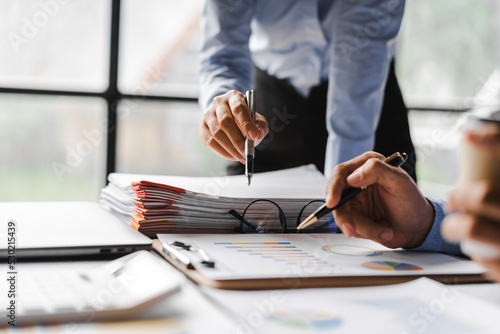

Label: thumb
[346,157,410,191]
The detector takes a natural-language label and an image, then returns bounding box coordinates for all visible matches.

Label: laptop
[0,202,152,258]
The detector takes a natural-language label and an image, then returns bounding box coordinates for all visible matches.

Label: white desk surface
[4,252,500,334]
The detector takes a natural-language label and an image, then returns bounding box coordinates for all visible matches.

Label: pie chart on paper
[322,244,383,256]
[362,261,423,271]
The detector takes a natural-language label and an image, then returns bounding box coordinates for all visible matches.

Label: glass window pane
[0,94,106,201]
[119,0,203,98]
[116,100,226,176]
[409,110,463,199]
[0,1,110,92]
[397,1,500,108]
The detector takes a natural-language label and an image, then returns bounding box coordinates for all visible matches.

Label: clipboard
[152,234,488,290]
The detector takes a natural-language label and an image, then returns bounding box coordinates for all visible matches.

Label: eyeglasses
[228,199,338,234]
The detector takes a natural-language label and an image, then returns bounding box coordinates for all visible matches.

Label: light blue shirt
[199,0,406,175]
[410,198,462,255]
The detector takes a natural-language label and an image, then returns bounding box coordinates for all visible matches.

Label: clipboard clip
[162,241,215,269]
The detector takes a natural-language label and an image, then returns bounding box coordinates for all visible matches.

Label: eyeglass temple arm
[228,209,259,231]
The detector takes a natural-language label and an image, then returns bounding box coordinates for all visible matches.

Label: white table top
[8,252,500,334]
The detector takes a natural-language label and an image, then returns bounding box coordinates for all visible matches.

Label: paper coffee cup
[458,105,500,258]
[459,107,500,187]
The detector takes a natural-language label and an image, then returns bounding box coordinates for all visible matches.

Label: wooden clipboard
[152,239,487,290]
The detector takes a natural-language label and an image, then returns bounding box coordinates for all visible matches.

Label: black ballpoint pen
[296,152,408,230]
[245,90,256,186]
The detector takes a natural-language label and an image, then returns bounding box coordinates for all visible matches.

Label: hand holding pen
[199,90,269,167]
[298,153,407,229]
[301,151,436,249]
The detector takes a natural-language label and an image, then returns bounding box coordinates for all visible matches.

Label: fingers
[226,92,260,140]
[199,123,240,161]
[448,182,500,221]
[350,212,394,243]
[199,90,268,162]
[466,123,500,157]
[214,99,246,156]
[444,182,500,282]
[442,213,500,247]
[326,151,384,208]
[474,258,500,282]
[332,202,355,237]
[200,111,245,162]
[346,156,413,191]
[334,202,395,243]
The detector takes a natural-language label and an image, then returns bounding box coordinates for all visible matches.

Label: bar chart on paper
[157,234,485,282]
[213,241,335,274]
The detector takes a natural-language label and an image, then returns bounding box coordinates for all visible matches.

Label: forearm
[324,0,406,174]
[198,0,254,111]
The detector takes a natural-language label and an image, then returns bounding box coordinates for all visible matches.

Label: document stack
[99,165,331,237]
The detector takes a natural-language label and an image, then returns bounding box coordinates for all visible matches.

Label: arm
[324,0,406,174]
[198,0,254,111]
[198,0,268,162]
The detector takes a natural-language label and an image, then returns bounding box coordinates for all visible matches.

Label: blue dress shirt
[410,198,462,255]
[199,0,406,175]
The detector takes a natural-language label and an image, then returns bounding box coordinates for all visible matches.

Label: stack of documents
[100,165,330,237]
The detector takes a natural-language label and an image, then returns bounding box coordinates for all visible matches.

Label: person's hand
[199,90,269,163]
[326,151,435,249]
[442,124,500,282]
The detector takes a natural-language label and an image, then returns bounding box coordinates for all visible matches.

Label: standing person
[198,0,416,180]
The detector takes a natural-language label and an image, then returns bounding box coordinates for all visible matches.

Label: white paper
[107,164,327,199]
[157,234,485,280]
[203,277,500,334]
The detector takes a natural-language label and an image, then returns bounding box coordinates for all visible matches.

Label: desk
[5,252,500,334]
[3,254,238,334]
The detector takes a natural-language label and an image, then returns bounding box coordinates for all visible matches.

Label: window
[2,0,498,201]
[119,0,201,98]
[0,0,223,201]
[396,0,500,198]
[0,0,110,201]
[0,94,106,201]
[1,1,110,92]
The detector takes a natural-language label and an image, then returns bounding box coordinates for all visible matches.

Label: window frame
[0,0,466,184]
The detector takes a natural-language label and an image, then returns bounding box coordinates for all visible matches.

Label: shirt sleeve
[406,197,463,255]
[324,0,406,175]
[198,0,255,111]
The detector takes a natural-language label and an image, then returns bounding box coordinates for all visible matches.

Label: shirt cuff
[406,197,462,255]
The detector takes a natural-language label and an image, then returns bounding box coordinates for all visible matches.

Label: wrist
[405,198,435,249]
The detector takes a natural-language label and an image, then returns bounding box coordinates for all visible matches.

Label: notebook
[100,165,334,237]
[0,202,152,258]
